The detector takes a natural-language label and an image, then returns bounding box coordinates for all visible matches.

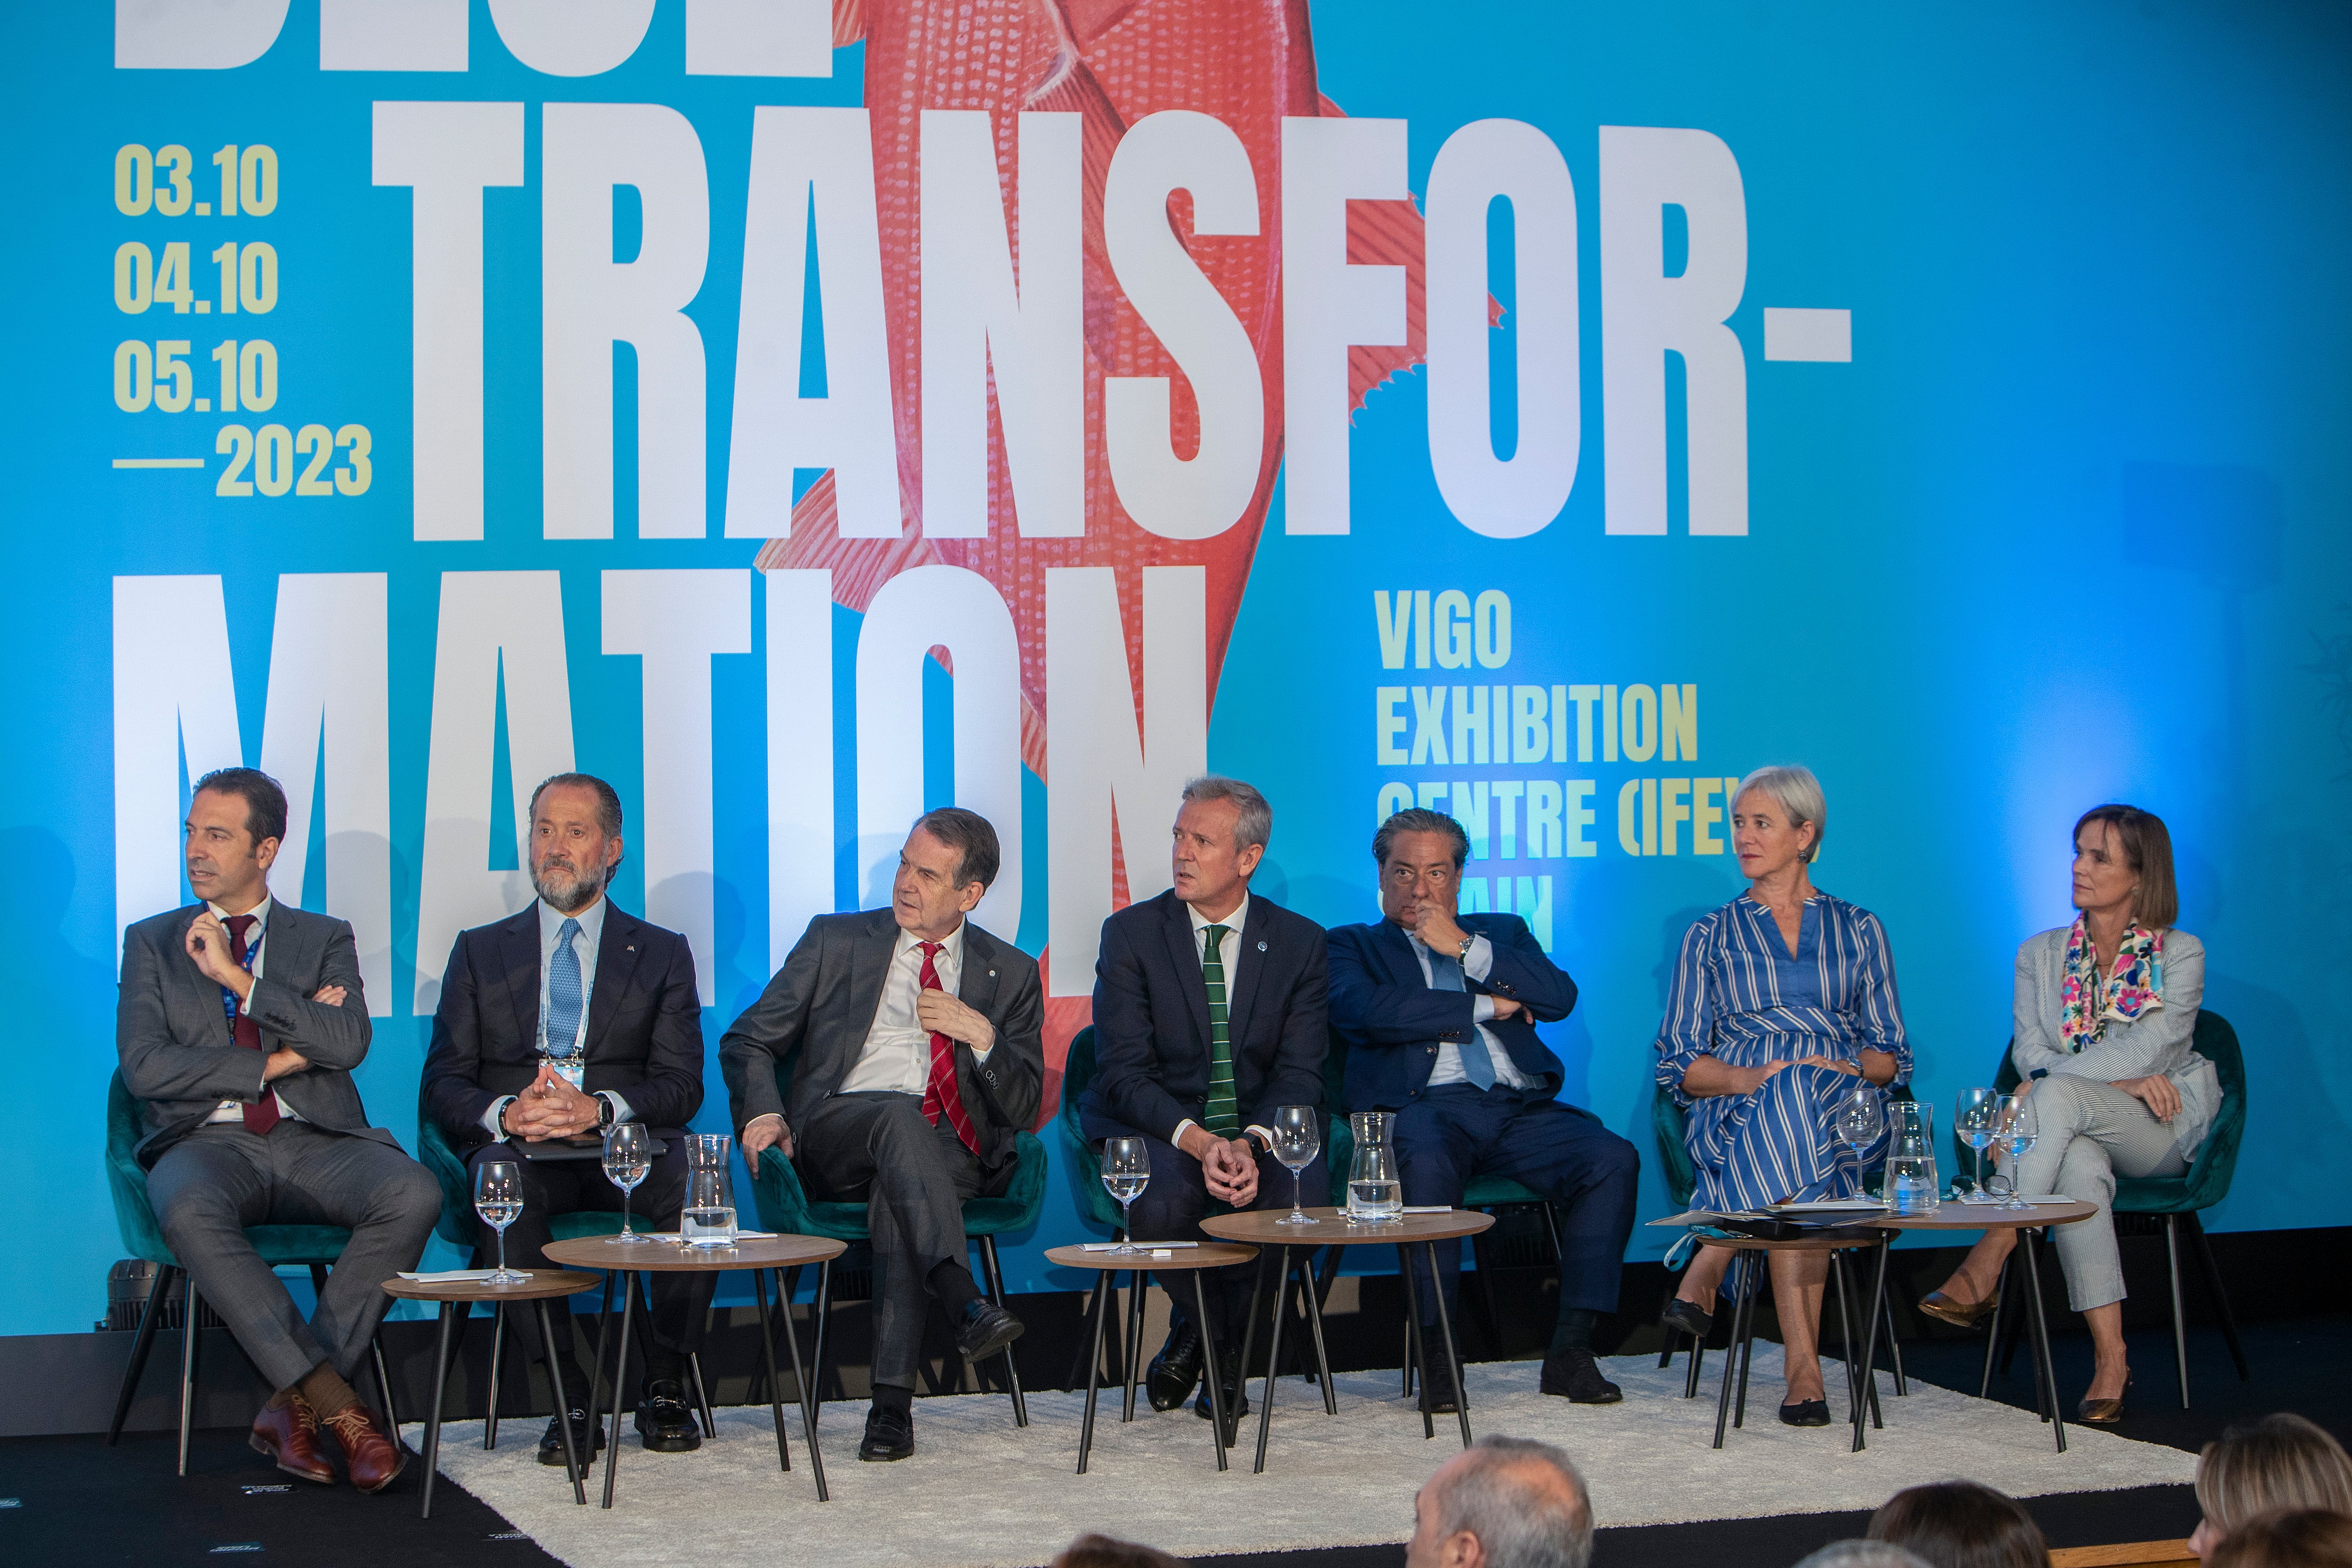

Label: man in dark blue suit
[1083,776,1330,1423]
[1329,809,1638,1409]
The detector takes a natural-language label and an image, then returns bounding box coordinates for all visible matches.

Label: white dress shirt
[1409,929,1530,1091]
[841,922,993,1095]
[1171,894,1278,1152]
[205,895,303,1124]
[481,895,633,1137]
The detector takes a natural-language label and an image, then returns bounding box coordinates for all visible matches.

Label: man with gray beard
[422,773,713,1466]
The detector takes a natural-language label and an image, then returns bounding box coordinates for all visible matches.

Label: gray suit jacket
[117,900,389,1169]
[719,909,1044,1186]
[2010,925,2217,1162]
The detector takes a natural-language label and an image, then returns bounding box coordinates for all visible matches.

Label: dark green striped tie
[1201,924,1239,1138]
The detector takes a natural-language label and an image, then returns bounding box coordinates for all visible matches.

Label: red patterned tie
[224,915,279,1135]
[915,940,979,1155]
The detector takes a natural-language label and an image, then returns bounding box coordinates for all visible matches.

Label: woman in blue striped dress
[1652,765,1912,1425]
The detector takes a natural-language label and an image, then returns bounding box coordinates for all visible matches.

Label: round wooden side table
[545,1234,846,1507]
[380,1270,601,1519]
[1044,1242,1259,1474]
[1875,1200,2098,1452]
[1201,1207,1494,1472]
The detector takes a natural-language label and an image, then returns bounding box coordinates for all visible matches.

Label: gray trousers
[1997,1075,2186,1313]
[147,1122,444,1393]
[798,1092,984,1391]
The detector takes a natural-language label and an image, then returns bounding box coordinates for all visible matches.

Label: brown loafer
[2077,1371,2131,1425]
[320,1403,408,1494]
[250,1393,336,1484]
[1918,1289,2000,1329]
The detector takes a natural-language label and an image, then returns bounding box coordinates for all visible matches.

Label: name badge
[542,1055,586,1090]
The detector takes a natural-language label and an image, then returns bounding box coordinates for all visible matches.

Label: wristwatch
[496,1099,514,1138]
[596,1094,616,1131]
[1456,933,1476,959]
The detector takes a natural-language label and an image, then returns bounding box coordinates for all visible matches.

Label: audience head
[1374,808,1472,931]
[1406,1435,1593,1568]
[185,767,288,911]
[2071,802,2178,930]
[893,807,1000,939]
[1172,776,1271,916]
[2207,1511,2352,1568]
[2191,1416,2352,1560]
[1793,1544,1933,1568]
[1732,764,1826,876]
[528,772,626,913]
[1866,1480,2048,1568]
[1050,1535,1184,1568]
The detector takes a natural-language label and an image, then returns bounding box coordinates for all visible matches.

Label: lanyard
[217,913,262,1035]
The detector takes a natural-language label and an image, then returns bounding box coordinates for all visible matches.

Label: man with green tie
[1081,777,1331,1426]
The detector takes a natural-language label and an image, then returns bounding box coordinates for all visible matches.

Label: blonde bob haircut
[2194,1414,2352,1540]
[1734,765,1828,864]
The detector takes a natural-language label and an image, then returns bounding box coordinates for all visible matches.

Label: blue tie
[546,916,584,1060]
[1428,945,1497,1090]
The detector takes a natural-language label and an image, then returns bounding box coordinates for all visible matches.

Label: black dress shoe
[859,1403,914,1462]
[1193,1345,1249,1424]
[1778,1398,1831,1427]
[538,1408,607,1468]
[634,1380,701,1453]
[1660,1297,1714,1339]
[1540,1349,1623,1404]
[954,1298,1025,1363]
[1147,1321,1205,1413]
[1418,1353,1462,1415]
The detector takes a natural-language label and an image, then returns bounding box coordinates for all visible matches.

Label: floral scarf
[2057,915,2164,1052]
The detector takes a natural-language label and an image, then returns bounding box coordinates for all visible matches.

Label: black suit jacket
[117,900,385,1169]
[1327,912,1577,1109]
[1081,888,1329,1146]
[421,901,705,1145]
[718,909,1045,1186]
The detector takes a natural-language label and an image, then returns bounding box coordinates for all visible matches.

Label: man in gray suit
[721,808,1042,1464]
[118,768,440,1493]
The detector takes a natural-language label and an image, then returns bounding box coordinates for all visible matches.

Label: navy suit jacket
[1081,888,1329,1145]
[422,902,706,1145]
[1327,913,1578,1111]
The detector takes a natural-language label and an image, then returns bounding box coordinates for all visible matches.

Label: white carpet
[411,1357,2199,1568]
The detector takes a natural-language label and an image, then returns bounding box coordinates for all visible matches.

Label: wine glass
[1271,1106,1321,1225]
[1994,1095,2039,1210]
[1955,1088,1999,1201]
[1101,1137,1150,1255]
[602,1122,652,1244]
[474,1160,528,1284]
[1836,1082,1886,1196]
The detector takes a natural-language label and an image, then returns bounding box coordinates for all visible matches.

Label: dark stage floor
[8,1314,2343,1568]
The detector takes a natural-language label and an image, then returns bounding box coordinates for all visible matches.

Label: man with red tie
[118,769,440,1492]
[721,809,1044,1463]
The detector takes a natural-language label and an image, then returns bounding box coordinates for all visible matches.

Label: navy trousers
[1113,1133,1332,1345]
[1392,1083,1639,1323]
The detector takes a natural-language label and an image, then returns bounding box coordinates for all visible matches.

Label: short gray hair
[1431,1436,1592,1568]
[1180,775,1272,852]
[1735,764,1827,863]
[1792,1544,1932,1568]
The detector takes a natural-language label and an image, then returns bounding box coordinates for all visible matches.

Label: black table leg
[1732,1260,1758,1432]
[1852,1237,1890,1453]
[1298,1252,1336,1415]
[601,1274,636,1509]
[1192,1274,1230,1473]
[1712,1254,1750,1449]
[1423,1240,1472,1449]
[1250,1245,1292,1474]
[1397,1245,1430,1431]
[537,1300,586,1505]
[750,1268,794,1473]
[2020,1230,2067,1453]
[1121,1262,1147,1423]
[590,1272,616,1428]
[771,1268,826,1499]
[421,1302,454,1520]
[1077,1273,1112,1474]
[485,1304,505,1450]
[1831,1251,1860,1429]
[1979,1251,2012,1398]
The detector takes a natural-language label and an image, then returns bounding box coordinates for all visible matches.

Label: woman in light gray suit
[1919,804,2217,1424]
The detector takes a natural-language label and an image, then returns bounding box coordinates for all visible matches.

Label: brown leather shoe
[1918,1289,2000,1329]
[2077,1370,2132,1425]
[250,1394,336,1485]
[319,1403,408,1494]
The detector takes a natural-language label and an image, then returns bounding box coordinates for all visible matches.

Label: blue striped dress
[1654,893,1913,1211]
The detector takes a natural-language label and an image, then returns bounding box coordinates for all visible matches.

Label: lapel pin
[1258,940,1268,953]
[988,969,997,979]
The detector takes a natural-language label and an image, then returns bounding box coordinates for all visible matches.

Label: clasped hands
[2011,1071,2182,1123]
[1178,1123,1260,1205]
[506,1063,604,1141]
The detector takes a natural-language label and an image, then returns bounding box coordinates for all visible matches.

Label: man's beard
[532,857,603,913]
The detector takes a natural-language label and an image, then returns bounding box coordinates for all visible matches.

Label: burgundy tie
[915,941,979,1156]
[224,915,279,1135]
